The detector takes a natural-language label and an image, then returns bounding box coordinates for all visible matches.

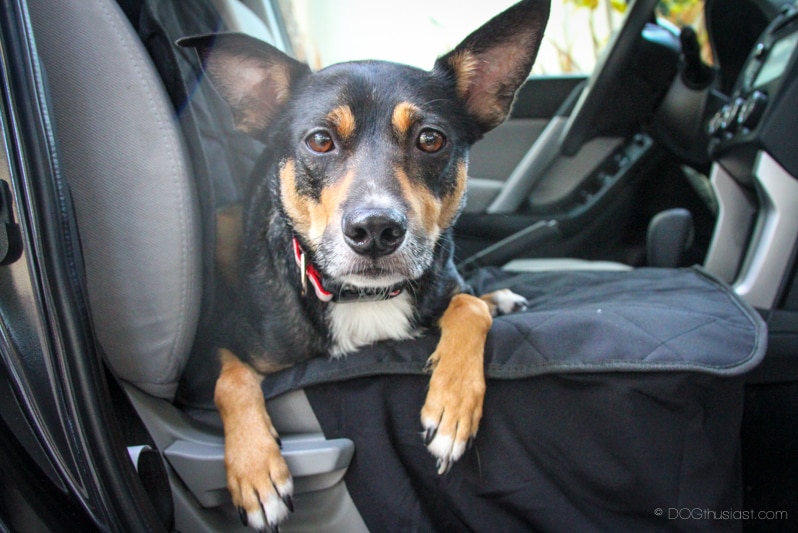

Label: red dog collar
[292,237,334,302]
[292,237,404,303]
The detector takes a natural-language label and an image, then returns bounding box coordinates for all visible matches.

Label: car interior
[0,0,796,530]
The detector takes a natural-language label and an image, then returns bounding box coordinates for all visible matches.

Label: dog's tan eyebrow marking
[392,101,421,137]
[326,105,356,140]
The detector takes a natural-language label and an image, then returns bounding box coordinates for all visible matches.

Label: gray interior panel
[463,178,503,213]
[469,118,549,181]
[733,151,798,309]
[703,163,757,284]
[486,117,568,214]
[465,118,548,213]
[123,383,366,532]
[528,137,623,209]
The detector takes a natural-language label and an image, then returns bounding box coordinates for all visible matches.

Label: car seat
[27,0,767,531]
[28,0,368,530]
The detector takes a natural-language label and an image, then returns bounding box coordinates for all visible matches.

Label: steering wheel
[559,0,660,156]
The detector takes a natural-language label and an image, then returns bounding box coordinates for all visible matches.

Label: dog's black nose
[342,208,407,257]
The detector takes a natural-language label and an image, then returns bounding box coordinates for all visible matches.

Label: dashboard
[750,31,798,87]
[708,3,798,182]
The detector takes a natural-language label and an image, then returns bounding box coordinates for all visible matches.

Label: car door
[464,75,587,215]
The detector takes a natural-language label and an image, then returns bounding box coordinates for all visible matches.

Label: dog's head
[180,1,549,290]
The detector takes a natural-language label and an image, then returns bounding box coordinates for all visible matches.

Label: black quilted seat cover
[261,267,765,398]
[287,266,764,532]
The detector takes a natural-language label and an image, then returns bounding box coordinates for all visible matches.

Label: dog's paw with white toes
[482,288,529,317]
[226,435,294,532]
[422,419,474,475]
[420,351,485,475]
[236,476,294,533]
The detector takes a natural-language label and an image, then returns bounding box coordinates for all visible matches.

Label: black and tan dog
[179,1,549,529]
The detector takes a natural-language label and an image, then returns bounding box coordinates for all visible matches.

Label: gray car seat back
[29,3,370,531]
[29,0,202,400]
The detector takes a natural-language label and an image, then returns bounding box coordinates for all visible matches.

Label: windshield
[277,0,710,73]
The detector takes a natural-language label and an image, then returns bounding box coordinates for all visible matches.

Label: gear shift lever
[647,208,694,268]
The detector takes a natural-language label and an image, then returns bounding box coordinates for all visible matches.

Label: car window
[656,0,713,64]
[277,0,710,74]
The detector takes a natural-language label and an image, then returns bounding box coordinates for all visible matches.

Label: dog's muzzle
[342,207,407,258]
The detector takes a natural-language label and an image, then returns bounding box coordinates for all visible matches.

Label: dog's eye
[416,129,446,153]
[306,131,335,153]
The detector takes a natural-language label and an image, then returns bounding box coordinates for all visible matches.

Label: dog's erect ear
[434,0,550,135]
[177,33,310,138]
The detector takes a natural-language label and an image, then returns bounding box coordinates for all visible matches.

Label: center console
[703,3,798,380]
[704,3,798,312]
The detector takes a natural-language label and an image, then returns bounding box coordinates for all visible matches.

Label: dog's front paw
[420,349,485,474]
[481,288,529,316]
[226,430,294,531]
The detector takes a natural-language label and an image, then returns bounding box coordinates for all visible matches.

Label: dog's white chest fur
[327,292,416,357]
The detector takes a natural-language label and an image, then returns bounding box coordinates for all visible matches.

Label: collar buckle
[292,237,333,302]
[299,247,307,297]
